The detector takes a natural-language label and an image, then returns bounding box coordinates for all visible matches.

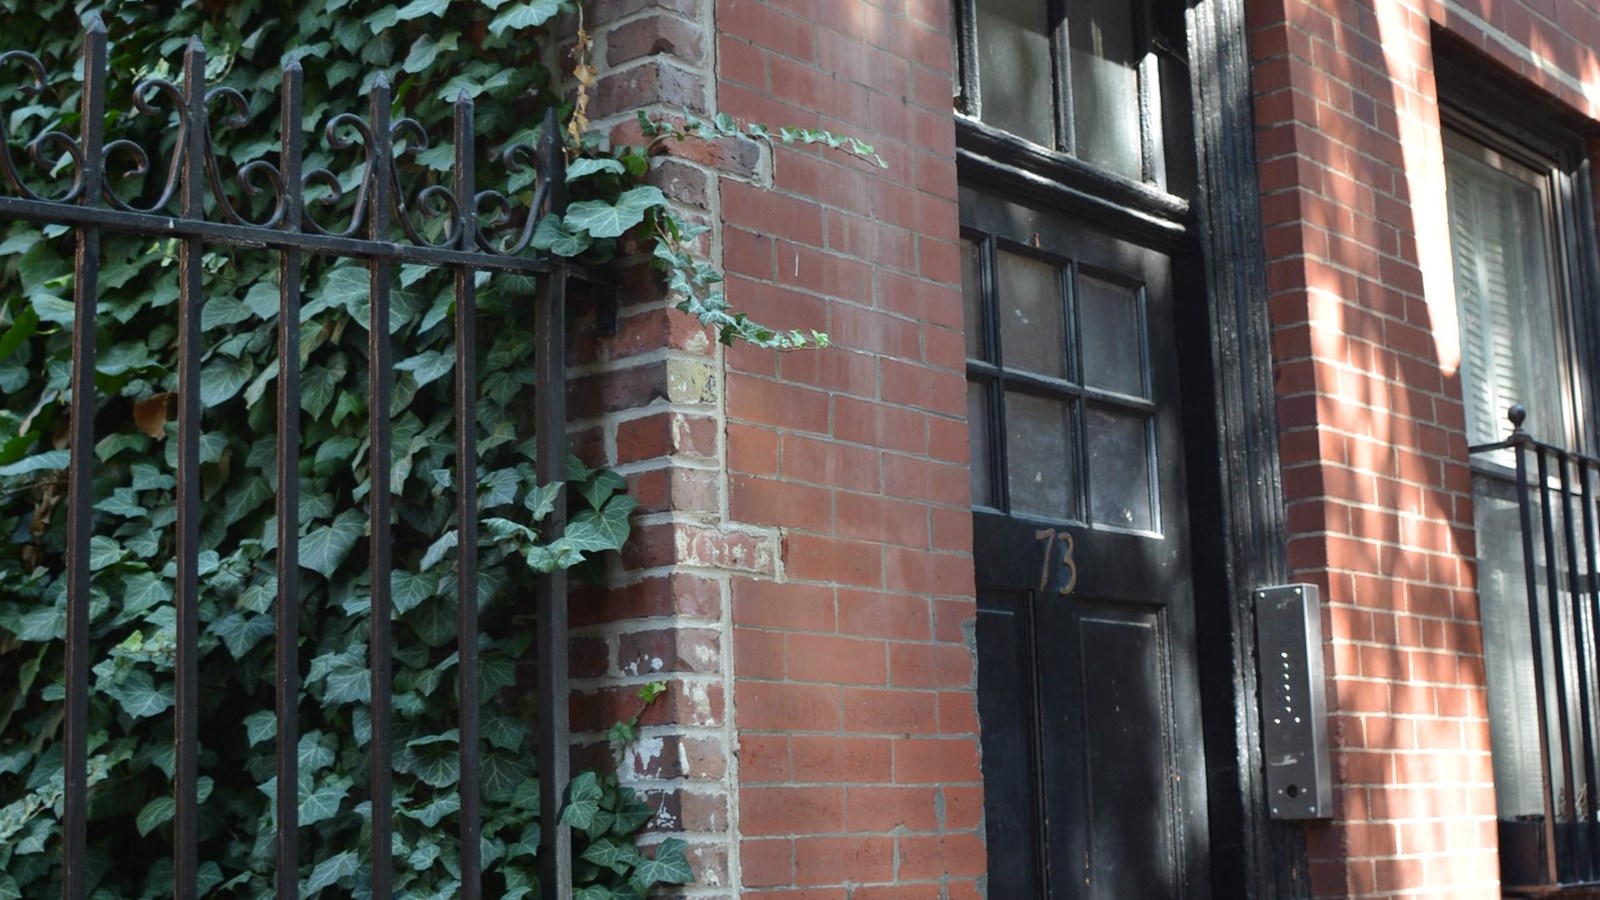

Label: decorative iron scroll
[0,22,565,268]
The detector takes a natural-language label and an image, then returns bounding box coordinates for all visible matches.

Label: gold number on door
[1034,529,1078,596]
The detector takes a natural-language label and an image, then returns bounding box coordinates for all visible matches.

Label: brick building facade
[573,0,1600,897]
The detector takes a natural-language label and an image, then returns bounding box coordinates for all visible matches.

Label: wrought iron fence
[0,20,578,900]
[1471,404,1600,889]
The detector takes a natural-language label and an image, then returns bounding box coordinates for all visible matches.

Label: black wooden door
[962,185,1210,899]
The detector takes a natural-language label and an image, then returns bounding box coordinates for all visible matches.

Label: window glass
[1068,0,1142,180]
[1078,272,1146,397]
[962,237,987,359]
[969,382,995,507]
[1446,138,1568,447]
[974,0,1055,148]
[997,250,1067,378]
[1006,392,1077,519]
[1086,406,1153,530]
[1450,130,1587,835]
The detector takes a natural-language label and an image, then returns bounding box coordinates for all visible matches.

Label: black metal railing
[1471,404,1600,889]
[0,20,577,900]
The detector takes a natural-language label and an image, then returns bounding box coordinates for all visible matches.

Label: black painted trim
[1184,0,1307,897]
[956,115,1191,247]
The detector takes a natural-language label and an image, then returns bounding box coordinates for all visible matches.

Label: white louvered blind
[1446,135,1570,821]
[1446,142,1566,448]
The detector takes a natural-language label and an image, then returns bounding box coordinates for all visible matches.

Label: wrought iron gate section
[1471,405,1600,889]
[0,20,576,900]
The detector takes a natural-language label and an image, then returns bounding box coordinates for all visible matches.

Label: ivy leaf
[560,771,603,829]
[16,604,65,641]
[392,569,438,615]
[563,186,667,239]
[0,874,20,900]
[611,791,654,836]
[488,0,563,37]
[0,449,68,477]
[395,348,454,388]
[523,482,562,520]
[406,597,456,647]
[300,510,365,578]
[566,157,625,181]
[319,265,369,320]
[299,731,336,778]
[484,517,537,542]
[243,280,280,319]
[481,752,532,803]
[304,850,360,894]
[322,657,371,705]
[578,468,627,510]
[530,215,593,257]
[404,792,460,828]
[480,467,520,509]
[210,612,275,659]
[200,355,253,408]
[29,294,75,328]
[298,780,349,826]
[135,796,175,837]
[395,0,450,20]
[407,731,460,788]
[420,529,458,571]
[573,887,613,900]
[582,836,641,873]
[225,476,274,526]
[631,837,694,891]
[244,710,276,748]
[103,668,174,718]
[403,32,459,73]
[201,295,251,332]
[89,535,127,571]
[563,495,636,554]
[483,713,528,751]
[95,487,148,519]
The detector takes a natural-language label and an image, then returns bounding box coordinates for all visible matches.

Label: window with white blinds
[1446,131,1577,825]
[1445,134,1570,448]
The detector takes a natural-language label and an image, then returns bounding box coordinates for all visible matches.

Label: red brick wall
[713,0,984,895]
[1247,0,1600,895]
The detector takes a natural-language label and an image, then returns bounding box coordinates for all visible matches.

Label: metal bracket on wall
[1254,584,1333,820]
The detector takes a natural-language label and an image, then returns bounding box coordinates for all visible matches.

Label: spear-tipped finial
[84,13,107,33]
[372,71,391,91]
[284,54,303,73]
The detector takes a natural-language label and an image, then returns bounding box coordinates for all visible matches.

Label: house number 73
[1034,529,1078,596]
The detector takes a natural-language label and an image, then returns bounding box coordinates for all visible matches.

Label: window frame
[960,225,1163,535]
[1439,34,1600,890]
[1436,37,1600,453]
[951,0,1186,192]
[1443,122,1585,451]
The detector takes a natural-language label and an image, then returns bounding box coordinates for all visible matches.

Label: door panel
[1079,604,1176,900]
[965,183,1209,899]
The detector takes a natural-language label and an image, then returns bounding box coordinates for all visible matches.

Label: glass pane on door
[1078,273,1147,397]
[997,250,1067,378]
[1006,391,1077,520]
[1087,406,1154,531]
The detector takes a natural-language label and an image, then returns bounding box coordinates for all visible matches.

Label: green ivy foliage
[0,0,696,897]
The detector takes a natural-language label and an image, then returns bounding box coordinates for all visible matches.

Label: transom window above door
[962,230,1160,533]
[953,0,1189,187]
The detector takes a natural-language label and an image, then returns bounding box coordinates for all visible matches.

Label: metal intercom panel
[1254,584,1332,819]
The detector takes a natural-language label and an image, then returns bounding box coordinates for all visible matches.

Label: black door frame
[954,0,1304,897]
